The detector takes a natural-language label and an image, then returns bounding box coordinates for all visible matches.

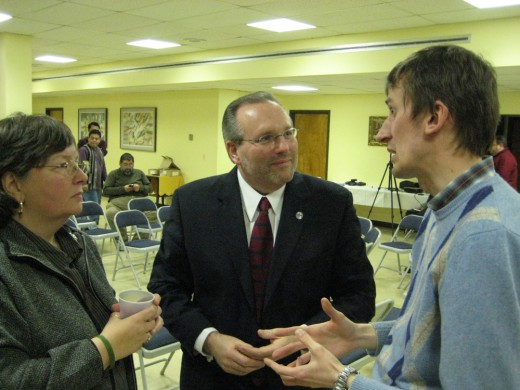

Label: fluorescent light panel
[35,55,77,63]
[0,12,12,22]
[127,39,180,49]
[248,18,315,33]
[272,85,317,92]
[464,0,520,8]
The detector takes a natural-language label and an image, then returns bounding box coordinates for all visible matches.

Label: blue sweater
[353,162,520,389]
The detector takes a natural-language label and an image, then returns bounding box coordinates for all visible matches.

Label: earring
[18,201,24,216]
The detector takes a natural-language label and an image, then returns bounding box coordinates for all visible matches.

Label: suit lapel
[264,173,309,308]
[217,168,256,312]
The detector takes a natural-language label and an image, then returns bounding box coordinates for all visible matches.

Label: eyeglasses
[36,161,88,176]
[239,128,298,146]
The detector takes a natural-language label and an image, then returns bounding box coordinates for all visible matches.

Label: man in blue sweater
[261,45,520,389]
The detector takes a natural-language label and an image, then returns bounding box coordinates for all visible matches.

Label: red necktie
[249,197,273,324]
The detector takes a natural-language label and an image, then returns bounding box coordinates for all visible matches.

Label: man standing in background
[490,134,518,190]
[78,121,108,156]
[79,128,107,209]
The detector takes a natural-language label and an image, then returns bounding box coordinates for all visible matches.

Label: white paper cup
[119,289,154,319]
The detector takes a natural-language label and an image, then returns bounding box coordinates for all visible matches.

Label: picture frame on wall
[78,108,108,142]
[368,116,387,146]
[120,107,157,152]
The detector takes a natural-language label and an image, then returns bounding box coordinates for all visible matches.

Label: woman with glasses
[0,113,163,389]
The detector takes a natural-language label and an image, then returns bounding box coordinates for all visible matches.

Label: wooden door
[290,111,330,179]
[45,108,63,121]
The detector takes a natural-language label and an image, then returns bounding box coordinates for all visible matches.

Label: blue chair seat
[137,327,181,390]
[379,241,412,251]
[126,239,161,249]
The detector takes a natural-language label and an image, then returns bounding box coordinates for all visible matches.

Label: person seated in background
[261,45,520,389]
[0,113,163,389]
[103,152,155,241]
[78,121,108,156]
[489,134,518,190]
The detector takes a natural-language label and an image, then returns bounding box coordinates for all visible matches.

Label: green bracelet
[95,334,115,370]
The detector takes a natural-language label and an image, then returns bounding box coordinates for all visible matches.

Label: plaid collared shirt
[429,156,495,211]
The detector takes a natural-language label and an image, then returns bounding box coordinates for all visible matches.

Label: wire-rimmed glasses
[36,161,88,176]
[239,128,298,146]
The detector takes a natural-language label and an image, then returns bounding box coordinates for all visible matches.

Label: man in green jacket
[103,152,154,241]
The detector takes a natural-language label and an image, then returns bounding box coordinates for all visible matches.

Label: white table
[343,185,429,224]
[345,185,428,210]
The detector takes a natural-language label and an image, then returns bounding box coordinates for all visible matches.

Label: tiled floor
[101,224,406,389]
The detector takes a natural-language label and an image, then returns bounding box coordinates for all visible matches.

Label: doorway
[45,107,63,121]
[290,110,330,179]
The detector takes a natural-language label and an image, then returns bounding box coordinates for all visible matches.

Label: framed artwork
[120,107,157,152]
[368,116,387,146]
[78,108,107,141]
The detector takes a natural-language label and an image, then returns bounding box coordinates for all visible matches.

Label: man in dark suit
[148,91,375,389]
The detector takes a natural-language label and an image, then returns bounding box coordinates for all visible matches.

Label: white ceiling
[2,0,520,94]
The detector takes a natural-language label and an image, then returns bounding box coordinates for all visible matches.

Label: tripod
[368,154,403,228]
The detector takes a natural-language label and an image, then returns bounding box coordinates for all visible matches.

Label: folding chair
[157,205,172,226]
[373,214,423,277]
[128,198,163,238]
[398,252,413,289]
[74,201,119,254]
[136,327,181,390]
[73,216,97,230]
[113,210,161,289]
[363,227,381,256]
[339,299,399,369]
[65,218,78,229]
[358,216,373,237]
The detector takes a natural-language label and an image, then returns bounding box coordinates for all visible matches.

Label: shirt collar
[237,170,285,222]
[429,156,495,211]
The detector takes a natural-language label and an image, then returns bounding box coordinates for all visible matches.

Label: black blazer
[149,168,375,389]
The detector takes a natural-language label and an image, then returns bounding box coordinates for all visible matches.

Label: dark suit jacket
[148,168,375,389]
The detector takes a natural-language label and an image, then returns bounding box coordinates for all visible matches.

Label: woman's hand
[94,293,164,367]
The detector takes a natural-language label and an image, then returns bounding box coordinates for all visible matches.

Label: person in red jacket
[490,135,518,190]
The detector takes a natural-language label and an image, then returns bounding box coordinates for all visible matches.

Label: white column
[0,33,32,117]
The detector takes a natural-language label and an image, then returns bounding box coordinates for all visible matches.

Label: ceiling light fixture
[0,12,12,22]
[0,12,13,23]
[463,0,520,8]
[35,55,77,63]
[272,85,318,92]
[247,18,315,33]
[127,39,180,49]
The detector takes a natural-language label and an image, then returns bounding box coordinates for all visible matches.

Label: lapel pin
[295,211,303,220]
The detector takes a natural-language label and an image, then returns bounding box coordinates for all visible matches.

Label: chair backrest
[364,227,381,255]
[128,197,157,212]
[399,214,423,232]
[115,209,151,230]
[65,218,77,229]
[391,214,423,241]
[77,201,105,218]
[157,206,171,225]
[358,216,373,236]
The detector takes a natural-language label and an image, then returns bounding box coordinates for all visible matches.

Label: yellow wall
[33,90,225,183]
[33,90,520,186]
[31,16,520,186]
